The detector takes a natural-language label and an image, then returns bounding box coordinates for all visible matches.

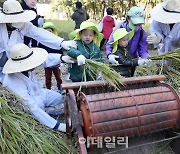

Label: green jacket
[113,46,138,77]
[67,40,103,82]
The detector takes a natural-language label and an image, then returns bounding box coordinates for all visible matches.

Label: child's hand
[108,54,119,64]
[138,58,152,66]
[77,55,86,65]
[61,55,75,63]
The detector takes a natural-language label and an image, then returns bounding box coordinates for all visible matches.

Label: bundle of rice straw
[83,59,123,91]
[149,49,180,69]
[0,87,76,154]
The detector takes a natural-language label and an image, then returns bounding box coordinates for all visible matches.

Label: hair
[106,7,113,15]
[80,29,96,35]
[75,2,82,9]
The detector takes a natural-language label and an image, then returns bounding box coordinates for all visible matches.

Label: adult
[106,6,149,65]
[99,7,117,49]
[0,0,76,81]
[21,0,44,47]
[71,1,89,29]
[3,43,66,132]
[147,0,180,54]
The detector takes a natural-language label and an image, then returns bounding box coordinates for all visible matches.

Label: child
[99,7,117,49]
[110,28,152,77]
[67,21,104,82]
[38,22,65,94]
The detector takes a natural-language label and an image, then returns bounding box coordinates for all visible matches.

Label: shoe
[45,104,64,116]
[58,86,66,95]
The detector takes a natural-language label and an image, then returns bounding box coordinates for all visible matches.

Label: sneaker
[58,86,65,95]
[45,104,64,116]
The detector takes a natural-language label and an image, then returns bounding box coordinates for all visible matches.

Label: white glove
[138,58,152,66]
[147,33,162,44]
[108,54,119,64]
[77,55,86,66]
[96,72,103,80]
[61,55,75,63]
[144,59,153,65]
[38,17,44,27]
[138,58,146,66]
[58,123,66,132]
[61,40,77,50]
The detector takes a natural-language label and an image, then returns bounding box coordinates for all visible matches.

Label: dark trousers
[44,67,62,89]
[100,38,107,50]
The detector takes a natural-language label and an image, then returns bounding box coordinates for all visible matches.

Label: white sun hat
[3,43,48,74]
[151,0,180,23]
[0,0,36,23]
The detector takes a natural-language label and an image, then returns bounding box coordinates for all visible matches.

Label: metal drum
[79,83,180,138]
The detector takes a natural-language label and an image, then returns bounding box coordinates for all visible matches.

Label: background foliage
[0,0,163,21]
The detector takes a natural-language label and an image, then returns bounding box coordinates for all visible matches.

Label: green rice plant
[0,88,76,154]
[83,59,124,91]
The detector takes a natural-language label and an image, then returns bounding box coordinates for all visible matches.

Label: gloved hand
[58,123,66,132]
[61,40,77,50]
[96,72,103,80]
[61,55,75,63]
[138,58,152,66]
[108,54,119,64]
[147,33,162,44]
[144,59,153,65]
[38,17,44,27]
[138,58,146,66]
[77,55,86,66]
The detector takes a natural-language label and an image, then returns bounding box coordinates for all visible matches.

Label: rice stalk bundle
[83,59,123,91]
[163,65,180,93]
[149,49,180,68]
[0,89,74,154]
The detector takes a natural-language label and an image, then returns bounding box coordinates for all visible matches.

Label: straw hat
[68,21,104,47]
[3,43,48,74]
[0,0,36,23]
[151,0,180,23]
[110,28,129,53]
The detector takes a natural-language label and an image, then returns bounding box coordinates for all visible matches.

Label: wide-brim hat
[151,0,180,23]
[0,0,36,23]
[3,43,48,74]
[42,22,58,35]
[68,21,104,47]
[110,28,129,53]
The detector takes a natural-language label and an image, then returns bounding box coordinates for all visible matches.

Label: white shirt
[0,22,64,57]
[149,20,180,53]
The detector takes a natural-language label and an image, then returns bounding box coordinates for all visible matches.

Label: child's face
[45,28,53,33]
[81,29,95,44]
[118,34,129,48]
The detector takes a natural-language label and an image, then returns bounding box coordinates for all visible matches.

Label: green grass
[45,19,75,40]
[45,19,150,40]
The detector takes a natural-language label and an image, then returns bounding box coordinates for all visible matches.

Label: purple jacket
[106,20,148,58]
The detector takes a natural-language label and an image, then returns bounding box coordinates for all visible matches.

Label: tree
[48,0,164,21]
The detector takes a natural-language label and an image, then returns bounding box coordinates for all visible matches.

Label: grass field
[46,19,75,40]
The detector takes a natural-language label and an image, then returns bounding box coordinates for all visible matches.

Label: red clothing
[102,15,115,39]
